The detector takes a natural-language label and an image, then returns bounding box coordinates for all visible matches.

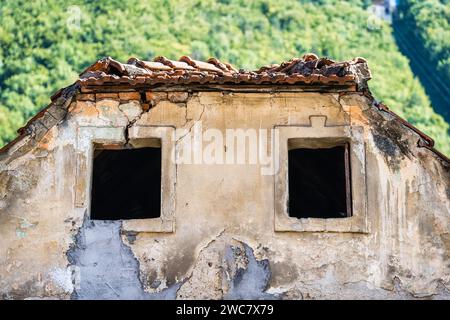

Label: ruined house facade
[0,54,449,300]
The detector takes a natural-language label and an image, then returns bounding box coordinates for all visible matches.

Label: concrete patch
[67,216,180,300]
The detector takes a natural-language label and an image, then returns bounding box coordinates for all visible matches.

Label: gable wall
[0,90,449,299]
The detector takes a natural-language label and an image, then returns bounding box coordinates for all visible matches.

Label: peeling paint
[67,216,181,300]
[0,91,449,300]
[224,243,278,300]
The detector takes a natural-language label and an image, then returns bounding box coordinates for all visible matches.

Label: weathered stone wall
[0,90,449,299]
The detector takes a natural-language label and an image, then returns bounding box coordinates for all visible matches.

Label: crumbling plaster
[0,89,449,299]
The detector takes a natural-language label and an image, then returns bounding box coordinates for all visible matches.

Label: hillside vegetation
[0,0,448,154]
[398,0,450,83]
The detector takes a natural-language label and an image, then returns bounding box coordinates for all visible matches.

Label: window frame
[90,142,163,221]
[287,142,352,219]
[274,116,369,233]
[75,125,176,233]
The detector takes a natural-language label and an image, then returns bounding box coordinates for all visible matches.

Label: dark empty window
[90,147,161,220]
[288,144,352,219]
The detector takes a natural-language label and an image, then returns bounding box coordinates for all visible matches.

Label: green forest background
[0,0,449,154]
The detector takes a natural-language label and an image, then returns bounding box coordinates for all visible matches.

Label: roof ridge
[1,55,448,165]
[78,54,371,89]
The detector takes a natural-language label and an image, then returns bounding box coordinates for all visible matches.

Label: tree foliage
[0,0,448,154]
[398,0,450,83]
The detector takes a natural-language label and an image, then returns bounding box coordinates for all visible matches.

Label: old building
[0,54,449,299]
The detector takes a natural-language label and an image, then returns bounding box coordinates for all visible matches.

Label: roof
[79,54,371,90]
[0,54,448,165]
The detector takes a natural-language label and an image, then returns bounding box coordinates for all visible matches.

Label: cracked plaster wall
[0,90,449,299]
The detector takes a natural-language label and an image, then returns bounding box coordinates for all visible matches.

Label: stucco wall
[0,90,449,299]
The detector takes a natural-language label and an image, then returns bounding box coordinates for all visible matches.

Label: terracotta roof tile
[154,56,195,70]
[1,55,449,165]
[179,56,224,74]
[207,57,238,73]
[128,58,172,71]
[78,54,371,89]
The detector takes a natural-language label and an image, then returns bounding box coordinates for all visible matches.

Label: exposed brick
[96,93,119,100]
[146,91,167,103]
[119,92,141,101]
[76,93,95,101]
[95,99,120,110]
[168,92,189,103]
[67,102,79,113]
